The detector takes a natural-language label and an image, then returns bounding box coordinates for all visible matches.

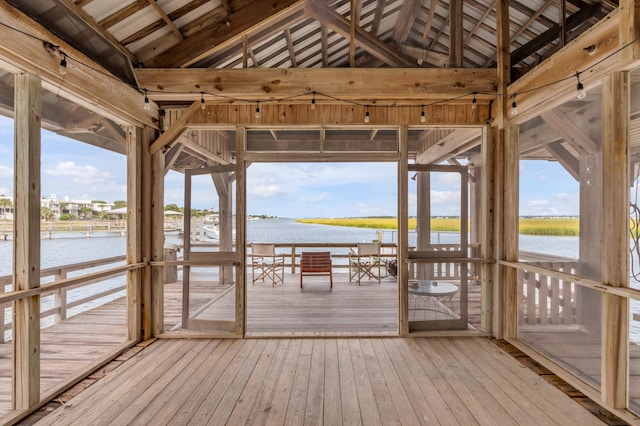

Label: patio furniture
[300,251,333,289]
[349,242,381,284]
[251,243,285,286]
[408,280,458,319]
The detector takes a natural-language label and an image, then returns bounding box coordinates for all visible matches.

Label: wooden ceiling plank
[540,109,599,154]
[99,0,147,28]
[305,1,416,67]
[147,0,184,40]
[393,0,423,44]
[284,28,298,67]
[136,68,498,102]
[147,0,304,68]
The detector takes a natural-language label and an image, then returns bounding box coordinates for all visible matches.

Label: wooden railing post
[291,245,296,273]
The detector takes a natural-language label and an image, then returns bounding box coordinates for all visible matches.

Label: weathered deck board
[33,337,605,425]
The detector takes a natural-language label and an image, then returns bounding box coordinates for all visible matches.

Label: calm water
[2,219,639,338]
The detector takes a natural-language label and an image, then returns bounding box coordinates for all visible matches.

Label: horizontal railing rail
[1,255,128,343]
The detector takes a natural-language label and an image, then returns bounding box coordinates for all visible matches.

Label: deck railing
[0,255,127,343]
[517,252,580,326]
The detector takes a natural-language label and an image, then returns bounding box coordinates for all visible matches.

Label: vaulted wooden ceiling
[6,0,616,87]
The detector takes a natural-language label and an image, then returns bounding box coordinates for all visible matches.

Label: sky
[0,115,580,218]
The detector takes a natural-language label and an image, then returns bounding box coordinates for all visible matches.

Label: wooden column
[601,71,630,408]
[416,172,431,279]
[398,125,409,335]
[126,127,142,340]
[12,73,41,409]
[492,0,510,338]
[502,125,519,339]
[469,166,482,279]
[142,128,162,338]
[481,125,495,333]
[151,147,165,336]
[235,126,247,335]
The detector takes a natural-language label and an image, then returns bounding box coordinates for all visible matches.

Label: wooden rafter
[147,0,304,68]
[147,0,184,40]
[393,0,423,44]
[464,0,496,45]
[415,128,480,164]
[422,0,440,49]
[540,109,599,154]
[449,0,463,67]
[398,44,448,67]
[284,28,297,67]
[305,1,416,68]
[321,25,329,67]
[370,0,386,36]
[545,141,579,180]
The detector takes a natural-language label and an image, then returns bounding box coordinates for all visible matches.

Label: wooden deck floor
[33,336,605,425]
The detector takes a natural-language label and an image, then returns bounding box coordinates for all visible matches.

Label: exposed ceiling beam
[464,0,495,45]
[416,128,480,164]
[305,1,417,67]
[546,141,580,180]
[0,1,155,128]
[164,142,185,174]
[180,135,230,164]
[449,0,463,67]
[136,68,498,102]
[393,0,423,44]
[398,43,448,67]
[146,0,304,67]
[284,28,297,67]
[149,101,201,154]
[321,25,329,67]
[540,108,599,154]
[370,0,386,36]
[509,3,603,67]
[147,0,184,40]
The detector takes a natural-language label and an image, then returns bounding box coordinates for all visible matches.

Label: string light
[58,53,67,75]
[143,89,151,111]
[364,106,370,123]
[420,105,426,123]
[255,101,261,119]
[471,93,477,110]
[575,72,587,100]
[511,94,518,116]
[200,92,206,110]
[310,91,316,110]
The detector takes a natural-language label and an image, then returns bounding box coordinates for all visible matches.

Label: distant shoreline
[295,217,581,236]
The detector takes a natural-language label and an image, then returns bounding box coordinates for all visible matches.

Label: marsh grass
[296,217,581,236]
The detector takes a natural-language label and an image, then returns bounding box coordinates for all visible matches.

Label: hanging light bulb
[575,72,587,100]
[511,94,518,116]
[200,92,206,110]
[58,53,67,75]
[471,93,477,110]
[310,91,316,110]
[364,106,370,123]
[255,102,261,119]
[420,105,426,123]
[143,89,151,111]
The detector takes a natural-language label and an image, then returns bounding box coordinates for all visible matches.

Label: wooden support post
[398,125,409,335]
[126,126,143,341]
[416,172,431,280]
[236,126,247,335]
[492,0,510,338]
[481,125,495,333]
[601,71,629,408]
[12,73,41,409]
[502,124,519,339]
[151,145,165,336]
[182,171,192,329]
[469,166,482,279]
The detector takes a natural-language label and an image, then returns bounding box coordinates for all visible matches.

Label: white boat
[203,225,219,240]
